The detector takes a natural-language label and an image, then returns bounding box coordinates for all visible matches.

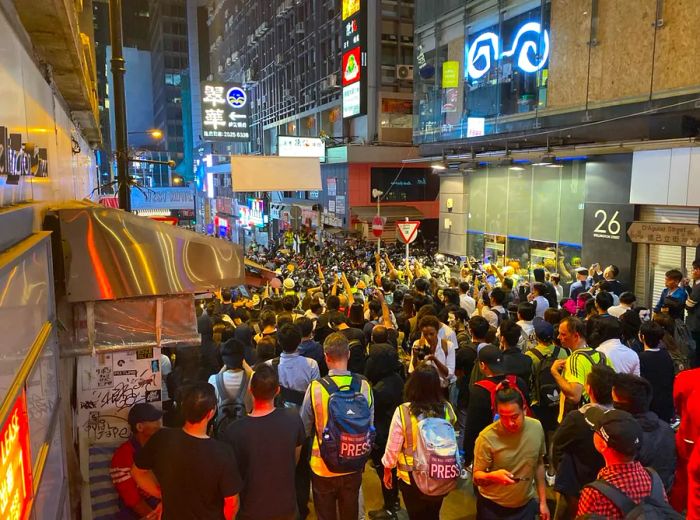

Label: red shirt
[675,368,700,443]
[110,437,159,516]
[577,461,664,519]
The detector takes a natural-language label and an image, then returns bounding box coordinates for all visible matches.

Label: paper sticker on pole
[372,215,385,237]
[397,220,420,244]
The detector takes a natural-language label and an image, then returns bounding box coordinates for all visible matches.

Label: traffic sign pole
[404,217,409,266]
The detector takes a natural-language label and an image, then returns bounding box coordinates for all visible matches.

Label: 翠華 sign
[465,22,550,80]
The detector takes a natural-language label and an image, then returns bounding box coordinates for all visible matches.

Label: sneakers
[545,471,556,487]
[368,508,398,520]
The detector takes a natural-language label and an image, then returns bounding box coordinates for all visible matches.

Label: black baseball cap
[478,345,504,373]
[128,403,163,428]
[584,407,642,457]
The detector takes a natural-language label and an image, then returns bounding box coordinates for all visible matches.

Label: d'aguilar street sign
[626,222,700,247]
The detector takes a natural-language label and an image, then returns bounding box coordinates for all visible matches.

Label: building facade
[197,0,438,244]
[0,0,99,517]
[415,0,700,303]
[149,0,189,158]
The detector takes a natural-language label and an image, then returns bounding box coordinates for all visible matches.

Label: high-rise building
[199,0,438,244]
[149,0,189,158]
[93,0,153,187]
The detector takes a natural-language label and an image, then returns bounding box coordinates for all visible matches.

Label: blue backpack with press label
[318,375,375,473]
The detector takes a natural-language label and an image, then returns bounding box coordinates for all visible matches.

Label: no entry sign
[372,215,385,237]
[397,220,420,244]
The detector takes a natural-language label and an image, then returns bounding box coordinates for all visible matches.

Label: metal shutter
[636,206,700,305]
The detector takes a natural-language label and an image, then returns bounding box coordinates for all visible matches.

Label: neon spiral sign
[466,22,550,80]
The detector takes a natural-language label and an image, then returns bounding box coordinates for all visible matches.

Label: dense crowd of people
[109,236,700,520]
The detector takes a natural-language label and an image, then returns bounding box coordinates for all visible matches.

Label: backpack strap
[531,348,545,361]
[234,370,249,401]
[398,404,414,472]
[318,375,340,395]
[215,371,235,404]
[646,468,667,504]
[586,480,637,515]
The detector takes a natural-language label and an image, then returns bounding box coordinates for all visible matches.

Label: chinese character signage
[278,136,325,158]
[0,391,32,520]
[201,82,250,142]
[341,0,366,119]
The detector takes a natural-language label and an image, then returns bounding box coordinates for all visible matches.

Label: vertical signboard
[0,391,33,520]
[341,0,367,119]
[201,82,250,142]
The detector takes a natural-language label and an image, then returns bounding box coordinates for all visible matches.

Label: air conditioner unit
[247,34,255,46]
[275,53,283,65]
[327,73,337,87]
[396,64,414,80]
[226,57,231,66]
[320,79,329,91]
[283,88,291,98]
[218,64,224,73]
[295,22,305,34]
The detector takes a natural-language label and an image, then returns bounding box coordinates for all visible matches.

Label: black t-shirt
[222,408,306,520]
[134,428,242,520]
[639,349,676,423]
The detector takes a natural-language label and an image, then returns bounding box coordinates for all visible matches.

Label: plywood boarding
[546,0,592,109]
[651,0,700,94]
[587,0,656,104]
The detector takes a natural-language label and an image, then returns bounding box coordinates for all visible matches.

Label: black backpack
[531,346,569,409]
[271,358,306,408]
[212,370,248,438]
[583,468,683,519]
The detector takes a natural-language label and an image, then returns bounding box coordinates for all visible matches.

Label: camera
[413,344,431,362]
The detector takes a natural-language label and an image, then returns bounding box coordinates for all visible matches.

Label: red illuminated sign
[0,391,32,520]
[342,47,361,86]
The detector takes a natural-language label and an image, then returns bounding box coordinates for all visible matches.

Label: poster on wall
[77,348,162,445]
[335,195,346,215]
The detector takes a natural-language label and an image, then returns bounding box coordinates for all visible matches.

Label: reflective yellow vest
[395,402,456,484]
[309,374,373,477]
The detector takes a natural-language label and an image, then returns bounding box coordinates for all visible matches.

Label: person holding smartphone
[409,315,455,392]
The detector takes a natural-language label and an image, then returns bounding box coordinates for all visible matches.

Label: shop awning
[48,201,245,302]
[351,205,424,221]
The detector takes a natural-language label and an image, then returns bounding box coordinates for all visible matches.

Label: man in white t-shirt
[459,281,476,315]
[595,317,640,375]
[208,339,248,406]
[607,292,636,319]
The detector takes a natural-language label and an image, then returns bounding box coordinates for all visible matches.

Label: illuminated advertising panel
[341,0,366,119]
[278,136,325,158]
[0,391,33,520]
[343,84,362,118]
[342,47,361,86]
[201,82,250,142]
[342,0,360,20]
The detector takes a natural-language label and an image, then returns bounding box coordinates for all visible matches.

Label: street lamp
[128,129,163,139]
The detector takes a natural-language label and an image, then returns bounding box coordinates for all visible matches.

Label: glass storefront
[465,160,585,290]
[414,0,551,143]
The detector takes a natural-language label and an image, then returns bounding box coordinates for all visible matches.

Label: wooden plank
[651,0,700,94]
[546,0,591,109]
[587,0,656,104]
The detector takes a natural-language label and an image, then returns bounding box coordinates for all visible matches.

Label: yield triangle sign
[396,221,420,244]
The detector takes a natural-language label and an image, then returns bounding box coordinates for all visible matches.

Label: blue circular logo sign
[227,87,247,109]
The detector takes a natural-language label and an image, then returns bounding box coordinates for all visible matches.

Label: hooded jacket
[634,410,676,491]
[365,343,404,449]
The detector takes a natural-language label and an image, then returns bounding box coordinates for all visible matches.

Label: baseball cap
[533,318,554,340]
[584,407,642,457]
[128,403,163,428]
[478,345,504,373]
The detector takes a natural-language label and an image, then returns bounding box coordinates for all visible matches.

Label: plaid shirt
[577,461,662,519]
